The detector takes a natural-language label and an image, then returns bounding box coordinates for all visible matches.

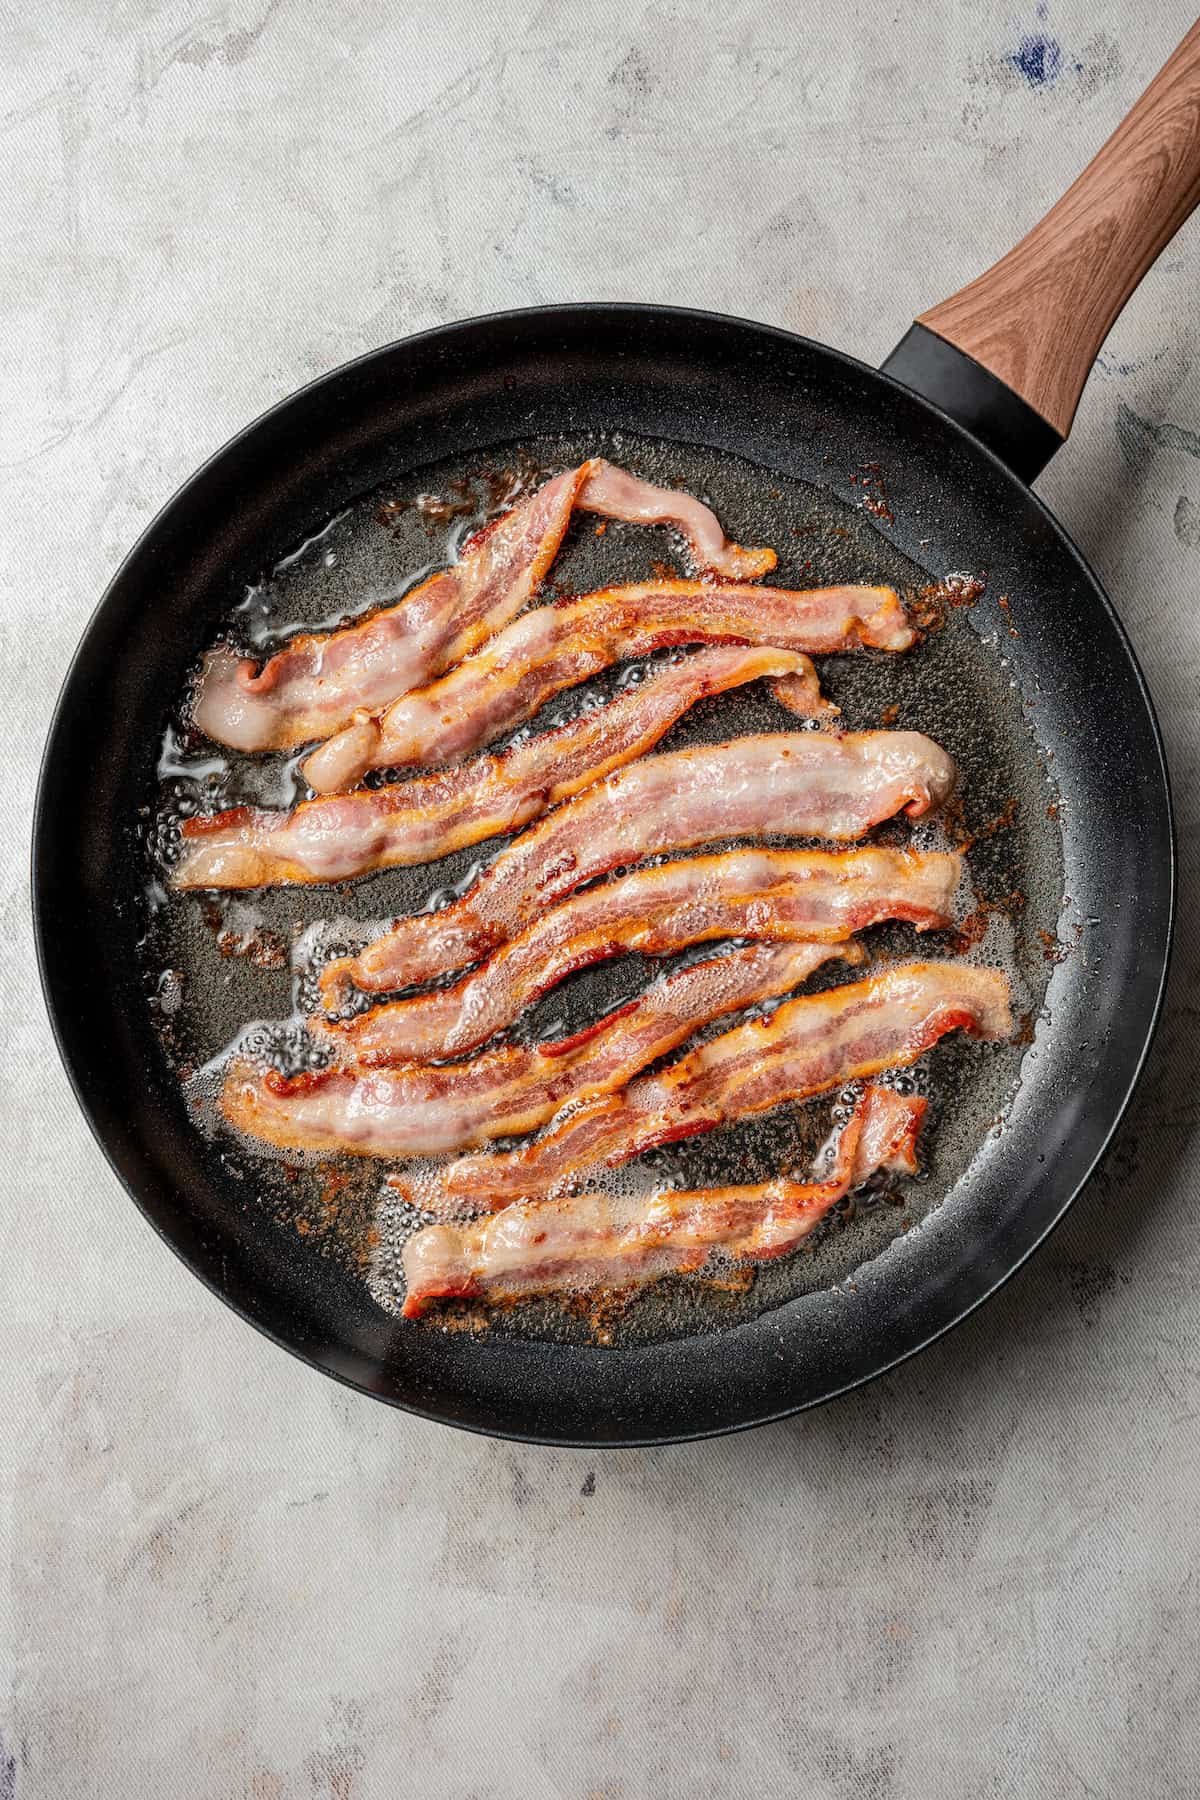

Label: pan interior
[140,428,1062,1347]
[36,309,1170,1442]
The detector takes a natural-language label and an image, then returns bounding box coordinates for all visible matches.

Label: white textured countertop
[4,3,1199,1794]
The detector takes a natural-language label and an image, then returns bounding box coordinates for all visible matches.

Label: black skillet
[34,28,1199,1444]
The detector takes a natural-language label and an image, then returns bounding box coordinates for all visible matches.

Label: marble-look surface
[4,3,1200,1794]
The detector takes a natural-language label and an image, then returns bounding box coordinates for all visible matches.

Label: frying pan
[34,27,1197,1445]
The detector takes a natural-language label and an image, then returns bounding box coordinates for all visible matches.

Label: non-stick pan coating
[33,306,1173,1444]
[143,430,1055,1342]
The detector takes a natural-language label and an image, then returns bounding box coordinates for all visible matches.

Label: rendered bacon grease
[156,447,1028,1332]
[302,578,909,792]
[191,459,776,754]
[319,731,957,991]
[389,963,1012,1218]
[400,1084,927,1316]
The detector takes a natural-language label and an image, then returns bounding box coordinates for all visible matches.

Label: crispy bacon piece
[301,578,908,791]
[172,649,828,889]
[399,1084,927,1317]
[390,962,1011,1216]
[220,941,854,1158]
[316,847,962,1061]
[191,461,775,753]
[319,731,958,990]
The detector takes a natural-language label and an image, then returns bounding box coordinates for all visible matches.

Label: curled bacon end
[770,667,838,720]
[304,714,383,795]
[315,847,962,1064]
[399,1084,927,1318]
[389,961,1010,1218]
[221,940,856,1160]
[578,460,777,581]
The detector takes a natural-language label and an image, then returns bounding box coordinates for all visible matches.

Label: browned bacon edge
[388,961,1011,1216]
[220,941,855,1159]
[301,578,908,792]
[315,847,963,1063]
[173,646,819,890]
[399,1084,927,1317]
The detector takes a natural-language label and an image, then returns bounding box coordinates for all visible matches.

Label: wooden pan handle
[918,21,1200,438]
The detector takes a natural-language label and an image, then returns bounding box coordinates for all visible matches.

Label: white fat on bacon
[172,648,831,889]
[399,1083,927,1316]
[191,460,775,753]
[316,846,962,1061]
[220,941,854,1158]
[319,730,958,988]
[301,577,908,792]
[390,961,1011,1217]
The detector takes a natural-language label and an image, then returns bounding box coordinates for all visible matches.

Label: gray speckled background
[4,3,1200,1794]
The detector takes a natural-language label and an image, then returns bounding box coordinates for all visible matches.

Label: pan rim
[31,301,1176,1446]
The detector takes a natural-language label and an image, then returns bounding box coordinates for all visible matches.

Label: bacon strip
[319,731,958,989]
[390,962,1011,1217]
[399,1084,927,1317]
[221,941,854,1158]
[301,578,908,792]
[172,649,829,890]
[577,461,776,581]
[316,847,962,1061]
[191,461,775,753]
